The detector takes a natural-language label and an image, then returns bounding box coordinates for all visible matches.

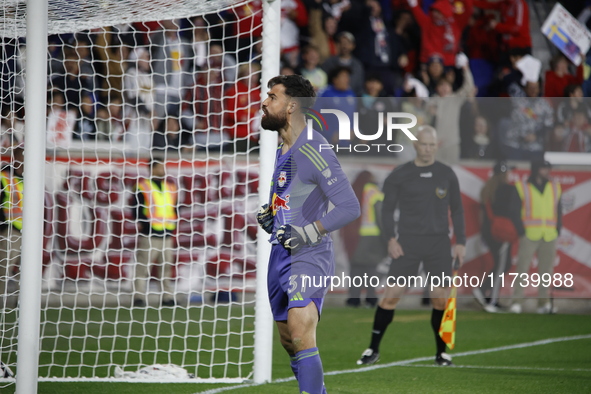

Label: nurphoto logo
[304,107,417,154]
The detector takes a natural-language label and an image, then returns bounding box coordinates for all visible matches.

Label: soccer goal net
[1,0,271,384]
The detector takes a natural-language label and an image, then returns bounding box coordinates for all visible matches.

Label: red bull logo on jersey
[272,193,290,215]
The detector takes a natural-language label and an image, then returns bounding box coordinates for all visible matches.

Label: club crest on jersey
[321,167,338,185]
[272,193,290,215]
[435,187,447,199]
[277,171,287,187]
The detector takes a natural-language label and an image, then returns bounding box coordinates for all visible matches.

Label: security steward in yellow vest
[344,171,387,308]
[131,159,178,307]
[0,144,24,309]
[510,159,562,314]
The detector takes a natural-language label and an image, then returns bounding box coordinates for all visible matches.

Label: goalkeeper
[257,75,359,394]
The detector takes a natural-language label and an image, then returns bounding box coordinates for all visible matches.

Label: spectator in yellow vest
[0,143,24,310]
[510,159,562,314]
[131,159,178,307]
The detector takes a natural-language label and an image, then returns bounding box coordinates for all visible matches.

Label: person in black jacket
[357,125,466,367]
[339,0,396,94]
[473,161,522,312]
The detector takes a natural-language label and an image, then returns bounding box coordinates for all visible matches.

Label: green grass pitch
[2,306,590,393]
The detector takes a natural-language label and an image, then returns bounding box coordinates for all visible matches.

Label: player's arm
[277,145,360,251]
[277,145,359,251]
[313,148,360,234]
[448,169,466,264]
[382,170,404,258]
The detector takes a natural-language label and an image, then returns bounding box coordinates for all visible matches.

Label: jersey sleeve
[299,142,360,233]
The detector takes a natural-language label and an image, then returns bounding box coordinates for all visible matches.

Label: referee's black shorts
[387,234,453,282]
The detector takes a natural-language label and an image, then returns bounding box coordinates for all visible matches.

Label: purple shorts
[267,242,334,322]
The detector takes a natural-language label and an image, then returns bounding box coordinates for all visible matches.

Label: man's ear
[288,101,297,114]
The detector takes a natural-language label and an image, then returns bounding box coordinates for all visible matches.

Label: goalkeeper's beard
[261,111,288,132]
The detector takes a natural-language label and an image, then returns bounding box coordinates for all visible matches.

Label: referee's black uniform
[382,160,466,279]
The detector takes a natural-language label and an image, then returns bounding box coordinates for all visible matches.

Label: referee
[357,125,466,366]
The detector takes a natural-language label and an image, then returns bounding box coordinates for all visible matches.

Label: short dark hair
[267,74,316,108]
[563,84,581,97]
[327,66,351,85]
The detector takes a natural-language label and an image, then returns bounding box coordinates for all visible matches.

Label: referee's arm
[381,172,403,258]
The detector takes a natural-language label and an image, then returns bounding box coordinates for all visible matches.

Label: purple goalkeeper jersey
[268,128,359,245]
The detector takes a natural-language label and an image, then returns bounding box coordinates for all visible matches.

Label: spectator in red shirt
[184,66,226,151]
[280,0,309,68]
[231,1,263,62]
[464,9,499,63]
[475,0,531,53]
[544,54,584,98]
[407,0,473,67]
[224,63,262,152]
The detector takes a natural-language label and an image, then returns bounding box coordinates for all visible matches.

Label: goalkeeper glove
[257,204,274,234]
[276,223,323,251]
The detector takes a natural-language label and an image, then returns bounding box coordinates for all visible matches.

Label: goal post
[0,0,280,389]
[16,0,48,392]
[254,0,280,385]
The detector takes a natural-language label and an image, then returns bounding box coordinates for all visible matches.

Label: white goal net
[1,0,267,383]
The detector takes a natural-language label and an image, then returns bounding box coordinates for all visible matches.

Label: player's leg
[276,320,300,381]
[364,261,380,307]
[288,301,326,394]
[133,234,152,306]
[372,284,405,347]
[425,235,453,365]
[536,238,557,313]
[357,242,416,365]
[268,244,314,388]
[511,237,539,313]
[285,244,333,394]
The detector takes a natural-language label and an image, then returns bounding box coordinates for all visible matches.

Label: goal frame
[14,0,280,392]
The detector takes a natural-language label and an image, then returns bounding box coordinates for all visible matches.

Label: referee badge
[435,187,447,199]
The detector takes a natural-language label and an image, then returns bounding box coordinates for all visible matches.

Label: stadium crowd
[1,0,591,158]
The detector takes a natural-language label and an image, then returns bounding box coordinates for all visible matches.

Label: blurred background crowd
[1,0,591,160]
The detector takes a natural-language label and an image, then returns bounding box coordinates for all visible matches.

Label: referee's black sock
[431,308,447,356]
[369,306,395,352]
